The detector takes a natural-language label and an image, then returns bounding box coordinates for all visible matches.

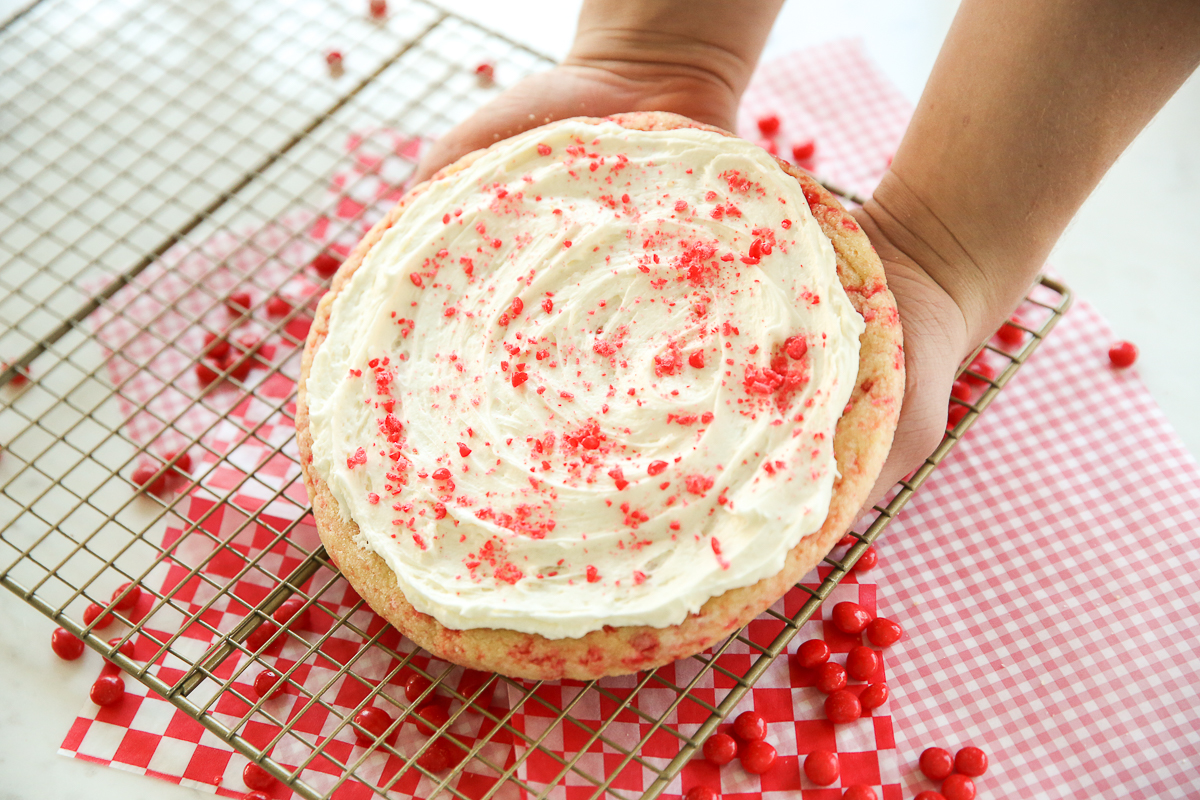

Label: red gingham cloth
[60,39,1200,800]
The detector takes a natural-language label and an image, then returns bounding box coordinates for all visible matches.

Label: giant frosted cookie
[296,112,903,679]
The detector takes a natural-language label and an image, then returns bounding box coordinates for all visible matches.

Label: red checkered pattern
[61,39,1200,800]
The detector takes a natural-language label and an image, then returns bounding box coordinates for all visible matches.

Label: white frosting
[306,120,864,639]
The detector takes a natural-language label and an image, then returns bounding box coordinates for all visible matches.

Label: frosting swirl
[306,120,864,639]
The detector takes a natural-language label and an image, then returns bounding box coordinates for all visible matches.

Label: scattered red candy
[914,793,946,800]
[852,545,878,572]
[273,597,310,630]
[131,462,167,494]
[368,0,387,18]
[803,749,839,785]
[414,703,450,735]
[814,662,847,694]
[866,617,903,647]
[311,252,342,277]
[842,786,878,800]
[226,290,252,314]
[950,378,973,402]
[106,637,136,662]
[824,690,861,724]
[90,674,125,707]
[684,787,717,800]
[266,296,291,317]
[220,350,254,381]
[739,739,777,775]
[832,601,873,634]
[111,582,141,610]
[168,449,192,475]
[796,638,831,669]
[245,620,280,652]
[997,317,1025,347]
[416,738,457,772]
[756,114,781,136]
[792,139,816,161]
[353,705,394,745]
[3,362,31,387]
[962,358,996,389]
[51,627,85,660]
[83,602,114,629]
[733,710,766,741]
[702,732,738,766]
[838,534,858,547]
[1108,340,1138,368]
[405,673,432,703]
[946,403,969,430]
[954,746,988,777]
[919,747,955,781]
[243,762,276,790]
[859,682,889,712]
[196,362,219,386]
[243,792,270,800]
[845,645,880,681]
[941,773,977,800]
[203,331,231,360]
[254,669,284,700]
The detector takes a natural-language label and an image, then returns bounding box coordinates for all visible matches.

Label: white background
[0,0,1196,797]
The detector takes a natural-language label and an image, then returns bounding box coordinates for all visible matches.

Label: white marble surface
[0,1,1195,798]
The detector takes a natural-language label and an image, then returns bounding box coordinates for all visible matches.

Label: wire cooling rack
[0,1,1073,798]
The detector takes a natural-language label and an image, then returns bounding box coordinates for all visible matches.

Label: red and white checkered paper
[61,39,1200,800]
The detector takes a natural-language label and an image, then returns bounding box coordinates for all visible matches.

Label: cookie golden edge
[295,111,904,680]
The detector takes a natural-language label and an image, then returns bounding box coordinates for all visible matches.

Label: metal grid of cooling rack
[0,1,1073,798]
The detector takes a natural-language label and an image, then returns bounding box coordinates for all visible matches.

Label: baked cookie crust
[296,111,904,680]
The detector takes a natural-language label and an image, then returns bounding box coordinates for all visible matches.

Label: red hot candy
[733,710,766,741]
[756,114,781,136]
[51,627,85,660]
[954,746,989,777]
[914,793,947,800]
[796,638,831,669]
[852,545,878,572]
[859,682,889,712]
[684,788,717,800]
[702,732,737,766]
[83,602,114,630]
[792,139,817,161]
[1108,340,1138,367]
[842,787,878,800]
[254,669,284,700]
[243,763,276,790]
[919,747,955,781]
[405,673,432,703]
[353,706,394,745]
[414,703,450,735]
[845,645,880,681]
[739,740,777,774]
[824,690,861,724]
[941,774,977,800]
[90,675,125,707]
[417,738,457,771]
[814,661,847,694]
[111,582,141,610]
[803,750,839,785]
[866,616,904,647]
[831,601,873,634]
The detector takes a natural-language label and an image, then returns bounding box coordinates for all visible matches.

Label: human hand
[851,205,971,514]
